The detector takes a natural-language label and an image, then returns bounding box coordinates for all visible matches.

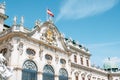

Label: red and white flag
[47,9,54,17]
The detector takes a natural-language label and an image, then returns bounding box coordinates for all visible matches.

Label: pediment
[30,21,67,51]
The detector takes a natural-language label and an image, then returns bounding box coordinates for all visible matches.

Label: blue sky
[1,0,120,67]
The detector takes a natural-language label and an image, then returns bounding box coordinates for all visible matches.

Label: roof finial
[20,16,24,26]
[35,19,41,26]
[13,16,17,25]
[108,57,110,61]
[0,1,6,14]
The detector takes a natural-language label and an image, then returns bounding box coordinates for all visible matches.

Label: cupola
[103,58,119,72]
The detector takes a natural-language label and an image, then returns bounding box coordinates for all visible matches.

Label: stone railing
[64,38,90,53]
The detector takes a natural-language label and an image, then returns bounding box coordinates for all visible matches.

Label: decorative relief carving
[28,55,34,60]
[7,44,12,64]
[55,54,59,64]
[62,64,65,68]
[71,69,75,75]
[47,60,52,65]
[40,26,57,46]
[74,72,79,76]
[46,28,54,42]
[17,42,23,55]
[68,59,71,66]
[0,41,13,62]
[0,48,7,54]
[0,48,8,65]
[81,72,87,77]
[39,45,43,60]
[45,27,57,45]
[87,74,92,79]
[12,37,20,44]
[74,71,81,76]
[40,28,46,40]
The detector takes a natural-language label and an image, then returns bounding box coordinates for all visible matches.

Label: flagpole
[46,9,54,22]
[46,8,49,21]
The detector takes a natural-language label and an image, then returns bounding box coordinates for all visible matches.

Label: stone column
[16,69,22,80]
[68,77,72,80]
[55,75,59,80]
[38,71,43,80]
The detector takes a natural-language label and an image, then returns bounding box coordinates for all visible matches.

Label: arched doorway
[43,65,54,80]
[22,60,37,80]
[59,68,68,80]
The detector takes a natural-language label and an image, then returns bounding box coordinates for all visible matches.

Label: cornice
[0,32,70,55]
[0,13,8,20]
[71,63,108,76]
[69,45,91,56]
[109,72,120,76]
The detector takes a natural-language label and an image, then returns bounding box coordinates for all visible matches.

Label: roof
[103,58,119,70]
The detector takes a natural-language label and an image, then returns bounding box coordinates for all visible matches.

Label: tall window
[82,77,85,80]
[43,65,54,80]
[22,60,37,80]
[74,55,77,63]
[81,57,83,65]
[86,59,89,66]
[88,78,91,80]
[75,76,78,80]
[59,68,68,80]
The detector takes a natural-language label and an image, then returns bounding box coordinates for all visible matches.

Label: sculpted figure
[0,54,13,80]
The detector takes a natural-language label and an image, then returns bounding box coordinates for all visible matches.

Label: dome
[103,62,118,69]
[103,58,119,72]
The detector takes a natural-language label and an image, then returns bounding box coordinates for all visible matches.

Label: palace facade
[0,2,120,80]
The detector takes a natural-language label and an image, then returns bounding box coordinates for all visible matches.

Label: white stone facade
[0,2,120,80]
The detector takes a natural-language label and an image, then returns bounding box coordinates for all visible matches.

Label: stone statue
[0,54,13,80]
[13,16,17,25]
[20,16,24,26]
[35,19,41,27]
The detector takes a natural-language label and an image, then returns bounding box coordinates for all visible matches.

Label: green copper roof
[103,59,119,70]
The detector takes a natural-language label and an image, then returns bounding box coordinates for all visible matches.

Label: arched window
[59,68,68,80]
[43,65,54,80]
[74,55,77,63]
[22,60,37,80]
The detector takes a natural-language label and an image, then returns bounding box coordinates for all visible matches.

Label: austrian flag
[47,9,54,17]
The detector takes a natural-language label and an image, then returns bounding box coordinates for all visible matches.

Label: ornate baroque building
[0,2,120,80]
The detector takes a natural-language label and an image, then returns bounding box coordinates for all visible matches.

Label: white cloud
[85,41,120,59]
[103,57,120,64]
[86,41,120,49]
[56,0,119,22]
